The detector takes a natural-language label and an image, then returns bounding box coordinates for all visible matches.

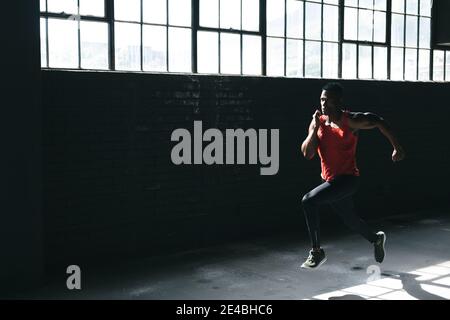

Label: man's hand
[392,147,406,162]
[301,110,322,160]
[313,110,321,128]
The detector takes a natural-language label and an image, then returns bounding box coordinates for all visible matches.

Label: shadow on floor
[397,272,446,300]
[327,270,447,300]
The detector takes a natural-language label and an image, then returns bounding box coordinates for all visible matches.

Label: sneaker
[374,231,386,263]
[301,249,327,269]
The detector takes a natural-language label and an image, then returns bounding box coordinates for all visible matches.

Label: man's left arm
[348,112,406,162]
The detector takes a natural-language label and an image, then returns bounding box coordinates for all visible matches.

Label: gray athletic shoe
[301,249,327,269]
[374,231,386,263]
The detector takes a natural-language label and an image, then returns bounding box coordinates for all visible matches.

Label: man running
[300,82,406,269]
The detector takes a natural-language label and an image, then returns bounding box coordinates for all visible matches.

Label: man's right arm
[301,111,321,160]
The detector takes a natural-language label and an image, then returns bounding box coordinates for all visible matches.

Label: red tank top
[317,111,360,182]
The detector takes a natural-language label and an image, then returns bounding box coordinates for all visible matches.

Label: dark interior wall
[433,0,450,45]
[1,1,43,293]
[42,70,450,269]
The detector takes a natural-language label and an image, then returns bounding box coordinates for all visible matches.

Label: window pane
[342,44,356,79]
[287,0,303,39]
[359,0,373,9]
[405,48,417,80]
[48,0,78,14]
[40,0,46,12]
[323,5,338,42]
[40,18,47,68]
[344,8,357,40]
[197,31,218,73]
[305,41,321,78]
[374,46,387,79]
[420,0,432,17]
[358,9,373,41]
[392,0,405,13]
[242,0,259,31]
[405,16,418,48]
[433,50,445,81]
[169,27,191,72]
[220,33,240,74]
[243,35,261,75]
[80,0,104,16]
[267,0,285,37]
[143,25,167,72]
[358,45,372,79]
[267,37,284,76]
[374,0,387,11]
[374,11,386,42]
[114,0,140,22]
[80,21,108,69]
[305,2,322,40]
[220,0,240,30]
[391,14,404,47]
[406,0,418,15]
[446,52,450,82]
[419,17,430,49]
[287,39,303,77]
[200,0,218,28]
[48,19,78,68]
[169,0,191,27]
[115,22,141,71]
[345,0,358,7]
[323,42,338,78]
[391,47,404,80]
[144,0,167,24]
[418,49,430,81]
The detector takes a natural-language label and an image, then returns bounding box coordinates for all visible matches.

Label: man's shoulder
[346,111,372,121]
[346,111,363,117]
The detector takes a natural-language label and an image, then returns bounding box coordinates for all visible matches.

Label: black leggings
[302,175,377,249]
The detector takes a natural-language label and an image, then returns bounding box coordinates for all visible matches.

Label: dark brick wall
[1,1,43,294]
[42,70,450,269]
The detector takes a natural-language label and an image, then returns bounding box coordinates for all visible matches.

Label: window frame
[341,0,390,80]
[194,0,264,75]
[39,0,449,82]
[389,0,434,81]
[40,0,111,70]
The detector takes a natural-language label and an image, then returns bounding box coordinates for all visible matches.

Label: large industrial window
[266,0,339,78]
[197,0,262,75]
[390,0,431,81]
[40,0,109,69]
[342,0,388,80]
[114,0,192,72]
[40,0,450,82]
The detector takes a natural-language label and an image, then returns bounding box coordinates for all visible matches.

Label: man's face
[320,90,341,115]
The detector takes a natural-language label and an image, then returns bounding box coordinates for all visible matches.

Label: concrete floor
[18,210,450,300]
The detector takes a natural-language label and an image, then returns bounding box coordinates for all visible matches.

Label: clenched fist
[313,110,322,128]
[392,147,406,162]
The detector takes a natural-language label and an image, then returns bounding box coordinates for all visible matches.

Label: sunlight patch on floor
[312,261,450,300]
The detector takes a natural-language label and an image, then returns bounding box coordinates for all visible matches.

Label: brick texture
[42,70,450,268]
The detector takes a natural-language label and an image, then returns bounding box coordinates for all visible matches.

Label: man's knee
[302,193,314,206]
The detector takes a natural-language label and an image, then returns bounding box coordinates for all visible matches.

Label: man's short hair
[322,82,343,99]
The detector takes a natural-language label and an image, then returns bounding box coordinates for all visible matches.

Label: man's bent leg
[302,175,363,249]
[329,196,378,243]
[328,189,386,263]
[302,181,329,250]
